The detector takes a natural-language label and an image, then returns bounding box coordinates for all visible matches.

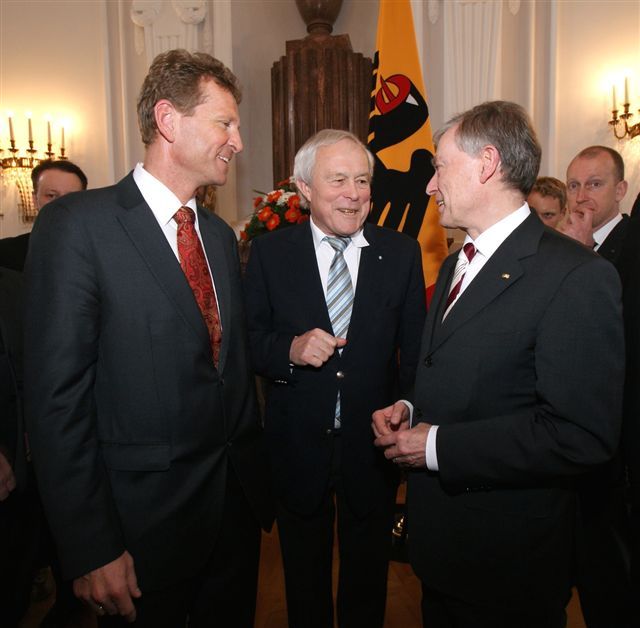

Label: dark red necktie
[445,242,477,309]
[174,206,221,366]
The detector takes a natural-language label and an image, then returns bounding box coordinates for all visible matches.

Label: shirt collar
[593,213,623,249]
[466,203,531,259]
[133,163,197,227]
[309,216,369,251]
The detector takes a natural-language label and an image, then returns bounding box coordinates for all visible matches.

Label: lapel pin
[501,273,510,279]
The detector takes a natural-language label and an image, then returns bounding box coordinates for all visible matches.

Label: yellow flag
[368,0,448,302]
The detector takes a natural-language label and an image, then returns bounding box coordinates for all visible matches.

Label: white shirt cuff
[399,399,414,425]
[425,424,439,471]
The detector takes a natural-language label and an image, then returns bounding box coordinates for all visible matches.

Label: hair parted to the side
[31,160,88,192]
[570,145,625,182]
[137,49,241,146]
[293,129,375,207]
[531,176,567,209]
[434,101,541,196]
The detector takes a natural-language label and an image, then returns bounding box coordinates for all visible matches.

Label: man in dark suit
[0,159,87,272]
[24,49,272,627]
[560,146,636,628]
[373,101,624,628]
[244,129,425,628]
[0,266,37,626]
[618,209,640,614]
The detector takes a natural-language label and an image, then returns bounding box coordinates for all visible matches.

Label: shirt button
[336,371,345,379]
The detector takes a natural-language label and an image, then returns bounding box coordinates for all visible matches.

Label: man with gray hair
[373,101,624,627]
[244,129,425,627]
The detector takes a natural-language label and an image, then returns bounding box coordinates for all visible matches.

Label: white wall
[0,0,112,236]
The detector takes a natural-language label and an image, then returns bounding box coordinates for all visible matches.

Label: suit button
[336,371,345,379]
[424,356,432,367]
[325,428,333,435]
[219,377,225,386]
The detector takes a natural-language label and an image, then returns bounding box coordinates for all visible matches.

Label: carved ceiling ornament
[172,0,207,25]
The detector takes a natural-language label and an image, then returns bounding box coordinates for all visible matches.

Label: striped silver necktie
[325,236,353,429]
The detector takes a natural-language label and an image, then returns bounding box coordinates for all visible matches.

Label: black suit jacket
[407,214,624,610]
[0,233,30,272]
[244,221,426,517]
[612,215,640,506]
[0,267,26,491]
[23,173,273,590]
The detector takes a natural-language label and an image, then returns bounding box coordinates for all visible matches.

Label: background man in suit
[24,49,272,627]
[0,159,87,272]
[526,176,567,229]
[244,129,425,628]
[559,146,635,628]
[373,101,624,628]
[0,266,37,626]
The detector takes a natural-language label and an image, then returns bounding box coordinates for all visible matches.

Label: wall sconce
[1,112,69,222]
[609,78,640,140]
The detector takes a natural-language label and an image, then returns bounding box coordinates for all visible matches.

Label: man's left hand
[374,422,431,469]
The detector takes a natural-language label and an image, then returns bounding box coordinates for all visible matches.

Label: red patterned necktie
[174,206,221,366]
[445,242,477,309]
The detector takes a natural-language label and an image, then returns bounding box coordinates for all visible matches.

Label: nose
[426,172,438,196]
[575,184,587,202]
[344,178,360,200]
[229,128,243,154]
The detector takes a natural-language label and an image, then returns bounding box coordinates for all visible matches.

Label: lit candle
[47,120,52,145]
[624,77,629,105]
[612,85,617,111]
[27,114,33,142]
[61,125,65,150]
[8,114,14,142]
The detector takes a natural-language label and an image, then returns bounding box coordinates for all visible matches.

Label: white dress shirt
[593,213,623,251]
[425,203,531,470]
[309,217,369,293]
[132,163,221,323]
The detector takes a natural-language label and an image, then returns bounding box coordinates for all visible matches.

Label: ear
[297,179,313,206]
[478,145,501,184]
[154,99,178,143]
[614,179,628,203]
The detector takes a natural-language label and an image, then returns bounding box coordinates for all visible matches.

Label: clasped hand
[372,401,430,469]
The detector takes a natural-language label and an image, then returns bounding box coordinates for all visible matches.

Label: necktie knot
[463,242,476,263]
[174,206,195,225]
[325,236,350,253]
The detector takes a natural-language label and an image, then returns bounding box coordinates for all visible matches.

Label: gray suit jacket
[24,173,272,590]
[408,213,624,611]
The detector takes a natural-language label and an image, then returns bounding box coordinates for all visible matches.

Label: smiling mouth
[218,154,230,164]
[337,208,360,215]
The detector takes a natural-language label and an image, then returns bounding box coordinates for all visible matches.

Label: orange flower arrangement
[240,177,310,242]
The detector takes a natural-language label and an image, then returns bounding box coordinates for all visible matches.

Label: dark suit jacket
[0,267,26,490]
[23,173,273,591]
[615,214,640,515]
[598,214,638,479]
[407,214,624,611]
[244,221,426,517]
[0,233,30,272]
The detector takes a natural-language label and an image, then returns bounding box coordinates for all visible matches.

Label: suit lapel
[430,213,542,353]
[287,223,333,331]
[198,209,231,371]
[345,225,383,352]
[598,214,629,264]
[115,174,211,354]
